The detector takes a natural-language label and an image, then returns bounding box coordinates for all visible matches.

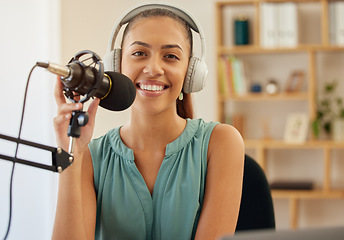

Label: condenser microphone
[37,59,136,111]
[100,71,136,111]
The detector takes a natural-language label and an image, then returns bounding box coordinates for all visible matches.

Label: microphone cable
[2,63,39,240]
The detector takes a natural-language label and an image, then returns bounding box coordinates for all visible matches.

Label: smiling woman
[52,3,244,240]
[121,16,190,116]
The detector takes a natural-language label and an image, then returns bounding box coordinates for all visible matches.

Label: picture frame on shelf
[285,70,305,93]
[284,113,309,143]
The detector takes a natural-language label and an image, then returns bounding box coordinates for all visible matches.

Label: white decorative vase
[332,119,344,141]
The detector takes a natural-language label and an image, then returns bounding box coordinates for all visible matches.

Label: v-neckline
[114,119,199,199]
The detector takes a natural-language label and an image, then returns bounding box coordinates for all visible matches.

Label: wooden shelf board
[216,0,322,4]
[244,139,344,149]
[216,0,258,6]
[221,92,309,101]
[218,45,344,55]
[272,190,344,199]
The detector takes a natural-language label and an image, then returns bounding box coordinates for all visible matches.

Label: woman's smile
[136,80,169,97]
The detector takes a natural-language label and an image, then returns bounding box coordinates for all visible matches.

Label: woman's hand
[53,76,100,154]
[52,77,98,240]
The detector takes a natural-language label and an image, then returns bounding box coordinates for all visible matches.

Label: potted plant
[313,80,344,140]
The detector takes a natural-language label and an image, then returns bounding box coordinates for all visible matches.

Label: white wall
[0,0,60,239]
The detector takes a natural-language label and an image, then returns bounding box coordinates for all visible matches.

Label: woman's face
[121,16,190,116]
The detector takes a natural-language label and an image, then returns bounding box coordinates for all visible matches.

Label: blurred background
[0,0,343,239]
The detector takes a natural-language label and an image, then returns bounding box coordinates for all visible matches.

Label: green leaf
[312,120,320,138]
[340,109,344,118]
[324,121,331,134]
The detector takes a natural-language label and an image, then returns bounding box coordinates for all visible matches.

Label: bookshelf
[216,0,344,229]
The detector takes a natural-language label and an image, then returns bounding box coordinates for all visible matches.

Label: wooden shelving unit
[222,92,310,101]
[216,0,344,229]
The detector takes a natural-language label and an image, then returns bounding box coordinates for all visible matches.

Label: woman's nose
[143,55,164,76]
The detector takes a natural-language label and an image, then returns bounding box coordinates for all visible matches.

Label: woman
[52,5,244,240]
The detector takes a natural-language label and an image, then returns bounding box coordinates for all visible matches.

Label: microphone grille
[99,72,136,111]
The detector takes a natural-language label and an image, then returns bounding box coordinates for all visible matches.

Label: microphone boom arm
[0,133,73,173]
[1,50,111,173]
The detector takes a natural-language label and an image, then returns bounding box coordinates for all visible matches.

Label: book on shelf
[260,2,278,48]
[218,55,228,96]
[260,2,298,48]
[218,55,248,97]
[329,1,344,45]
[338,2,344,45]
[329,1,337,45]
[280,2,298,47]
[270,180,314,190]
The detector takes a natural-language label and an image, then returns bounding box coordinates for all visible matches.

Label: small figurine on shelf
[265,79,280,95]
[250,83,262,93]
[234,15,249,45]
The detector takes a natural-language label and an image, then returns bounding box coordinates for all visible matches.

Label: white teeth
[140,84,164,91]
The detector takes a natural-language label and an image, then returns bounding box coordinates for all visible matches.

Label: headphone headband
[121,4,200,32]
[104,2,208,93]
[106,3,206,61]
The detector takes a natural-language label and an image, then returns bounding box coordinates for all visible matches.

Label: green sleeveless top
[89,118,219,240]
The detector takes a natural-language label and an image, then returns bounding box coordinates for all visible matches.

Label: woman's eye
[165,54,179,60]
[132,51,146,57]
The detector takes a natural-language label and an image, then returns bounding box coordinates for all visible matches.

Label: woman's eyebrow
[130,41,183,52]
[130,41,151,48]
[161,44,183,52]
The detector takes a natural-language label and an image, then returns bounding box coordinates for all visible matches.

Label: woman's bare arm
[195,124,244,240]
[52,78,98,240]
[52,149,97,240]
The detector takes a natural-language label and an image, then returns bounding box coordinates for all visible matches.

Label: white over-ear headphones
[103,3,208,93]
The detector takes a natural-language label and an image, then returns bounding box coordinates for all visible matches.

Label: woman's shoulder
[187,118,218,132]
[88,127,121,157]
[188,118,240,139]
[211,123,243,141]
[207,123,244,160]
[186,119,243,153]
[90,127,120,146]
[185,118,243,144]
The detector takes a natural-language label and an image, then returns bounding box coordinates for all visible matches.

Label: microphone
[37,50,136,111]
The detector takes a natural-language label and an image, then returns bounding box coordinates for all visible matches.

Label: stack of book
[329,1,344,46]
[260,2,299,48]
[218,55,248,97]
[270,180,314,190]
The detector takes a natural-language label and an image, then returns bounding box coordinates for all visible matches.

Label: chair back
[235,154,276,232]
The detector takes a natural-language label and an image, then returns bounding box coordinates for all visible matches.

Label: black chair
[235,154,276,232]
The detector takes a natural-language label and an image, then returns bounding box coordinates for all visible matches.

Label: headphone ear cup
[103,50,115,71]
[183,57,208,93]
[113,48,122,72]
[103,49,121,72]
